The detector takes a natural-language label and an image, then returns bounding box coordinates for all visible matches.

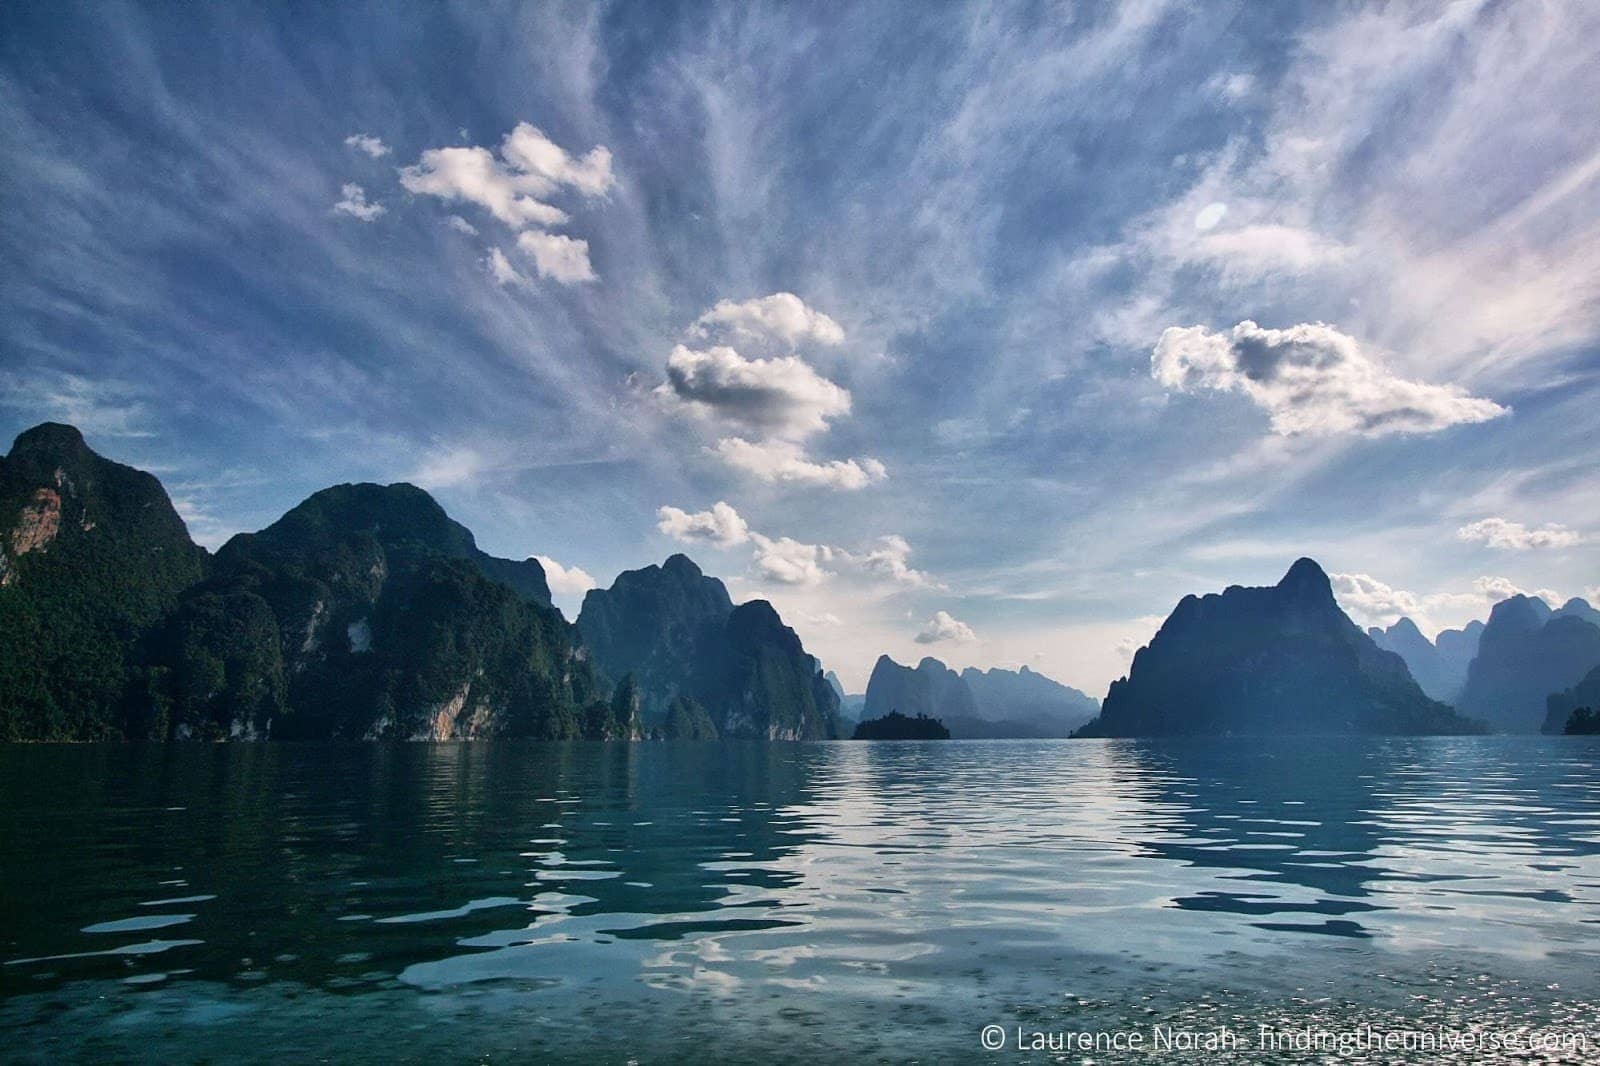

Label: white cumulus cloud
[712,438,887,491]
[398,122,612,228]
[750,533,832,586]
[915,610,977,644]
[515,230,595,284]
[1153,320,1508,436]
[657,345,850,439]
[333,183,385,221]
[656,501,751,547]
[691,293,845,349]
[1456,517,1584,551]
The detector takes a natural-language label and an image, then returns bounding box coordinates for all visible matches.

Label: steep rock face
[577,554,735,717]
[1457,596,1600,732]
[959,665,1099,736]
[715,601,839,740]
[133,484,600,740]
[1543,664,1600,735]
[0,424,207,739]
[1075,559,1480,737]
[1434,620,1485,695]
[577,555,838,739]
[863,655,977,723]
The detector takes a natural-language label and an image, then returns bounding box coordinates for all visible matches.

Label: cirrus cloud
[1152,320,1508,436]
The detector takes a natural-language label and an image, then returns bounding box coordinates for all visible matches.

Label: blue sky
[2,1,1597,693]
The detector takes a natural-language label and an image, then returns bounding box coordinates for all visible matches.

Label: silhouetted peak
[662,552,704,578]
[10,421,89,459]
[1277,557,1332,598]
[1388,616,1426,641]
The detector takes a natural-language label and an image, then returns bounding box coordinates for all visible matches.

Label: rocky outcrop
[1457,595,1600,732]
[1074,558,1481,737]
[578,556,838,739]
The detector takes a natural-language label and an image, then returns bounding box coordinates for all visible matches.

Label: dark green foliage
[853,711,950,740]
[202,494,601,740]
[660,695,718,740]
[127,588,287,740]
[1074,558,1483,737]
[1564,707,1600,735]
[218,481,553,607]
[2,428,609,741]
[0,424,208,740]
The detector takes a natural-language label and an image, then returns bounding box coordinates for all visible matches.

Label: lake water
[2,737,1597,1062]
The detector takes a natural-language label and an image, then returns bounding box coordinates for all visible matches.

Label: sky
[2,1,1597,695]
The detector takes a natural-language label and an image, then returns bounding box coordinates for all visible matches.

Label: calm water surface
[2,737,1597,1062]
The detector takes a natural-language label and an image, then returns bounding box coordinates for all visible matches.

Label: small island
[852,711,951,740]
[1564,707,1600,735]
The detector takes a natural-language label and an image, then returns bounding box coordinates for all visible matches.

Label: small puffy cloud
[691,293,845,349]
[344,133,391,158]
[446,215,479,235]
[713,437,887,491]
[1331,571,1425,626]
[535,555,597,598]
[915,610,977,644]
[750,533,831,586]
[333,183,385,221]
[658,345,850,439]
[1472,576,1561,606]
[836,534,935,587]
[1456,517,1583,551]
[500,123,615,197]
[660,504,934,589]
[515,230,595,284]
[1153,320,1508,436]
[485,247,529,287]
[402,144,569,228]
[656,501,750,547]
[399,123,611,233]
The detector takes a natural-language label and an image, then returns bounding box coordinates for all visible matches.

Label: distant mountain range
[861,655,1097,738]
[1367,616,1483,703]
[3,422,1595,742]
[1075,559,1481,736]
